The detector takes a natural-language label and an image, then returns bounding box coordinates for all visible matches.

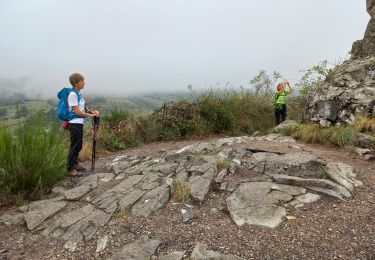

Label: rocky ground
[0,134,374,260]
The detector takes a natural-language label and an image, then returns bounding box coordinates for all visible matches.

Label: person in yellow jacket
[274,81,293,125]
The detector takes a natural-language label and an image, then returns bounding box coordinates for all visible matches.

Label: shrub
[199,93,235,133]
[103,108,131,126]
[0,118,67,198]
[153,100,207,140]
[171,181,190,203]
[99,110,142,151]
[134,115,162,143]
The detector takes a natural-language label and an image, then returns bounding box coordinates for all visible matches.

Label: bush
[0,118,67,198]
[99,110,142,151]
[199,92,235,133]
[153,100,207,140]
[103,108,131,126]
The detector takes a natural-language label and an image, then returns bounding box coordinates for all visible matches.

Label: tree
[296,60,330,97]
[249,70,283,96]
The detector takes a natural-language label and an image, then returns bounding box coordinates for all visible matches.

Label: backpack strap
[69,88,84,118]
[71,88,81,104]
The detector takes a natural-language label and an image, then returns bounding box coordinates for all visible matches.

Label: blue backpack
[56,87,83,121]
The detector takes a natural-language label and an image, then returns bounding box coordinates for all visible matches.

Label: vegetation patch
[0,117,67,198]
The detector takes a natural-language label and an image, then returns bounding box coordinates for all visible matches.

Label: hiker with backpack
[57,73,99,176]
[274,81,293,125]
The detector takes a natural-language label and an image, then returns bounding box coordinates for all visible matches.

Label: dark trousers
[275,104,287,125]
[67,123,83,171]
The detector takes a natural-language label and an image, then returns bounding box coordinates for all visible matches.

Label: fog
[0,0,369,98]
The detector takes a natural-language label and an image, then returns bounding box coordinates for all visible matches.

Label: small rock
[51,186,66,196]
[159,251,186,260]
[226,182,237,192]
[115,173,126,180]
[215,169,227,183]
[355,147,371,156]
[363,154,375,161]
[210,208,219,213]
[99,172,115,182]
[191,242,245,260]
[181,208,193,222]
[95,235,109,256]
[166,177,174,186]
[232,159,241,165]
[220,182,228,191]
[252,131,260,136]
[295,193,321,204]
[357,133,375,148]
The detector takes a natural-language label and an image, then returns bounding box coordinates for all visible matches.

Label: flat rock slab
[119,189,147,211]
[0,213,24,226]
[247,152,326,178]
[22,198,67,230]
[42,203,115,252]
[226,182,305,228]
[93,175,145,211]
[191,242,245,260]
[215,136,249,148]
[99,172,115,182]
[325,162,363,192]
[165,144,198,162]
[289,193,322,208]
[79,174,99,189]
[271,174,352,200]
[159,251,186,260]
[108,235,161,260]
[189,169,215,202]
[132,185,170,218]
[62,185,91,201]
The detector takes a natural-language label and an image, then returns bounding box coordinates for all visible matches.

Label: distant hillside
[0,92,190,121]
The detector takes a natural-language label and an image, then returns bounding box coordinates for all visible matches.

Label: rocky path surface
[0,134,374,259]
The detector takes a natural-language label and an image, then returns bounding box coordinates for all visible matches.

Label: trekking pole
[91,116,100,172]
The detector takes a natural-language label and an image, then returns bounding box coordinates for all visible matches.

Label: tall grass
[289,122,371,148]
[0,117,67,198]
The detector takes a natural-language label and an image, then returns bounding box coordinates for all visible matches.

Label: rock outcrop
[307,0,375,126]
[0,135,364,257]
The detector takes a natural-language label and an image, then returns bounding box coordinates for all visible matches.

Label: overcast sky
[0,0,370,97]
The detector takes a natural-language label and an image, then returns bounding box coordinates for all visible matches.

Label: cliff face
[307,0,375,126]
[351,0,375,58]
